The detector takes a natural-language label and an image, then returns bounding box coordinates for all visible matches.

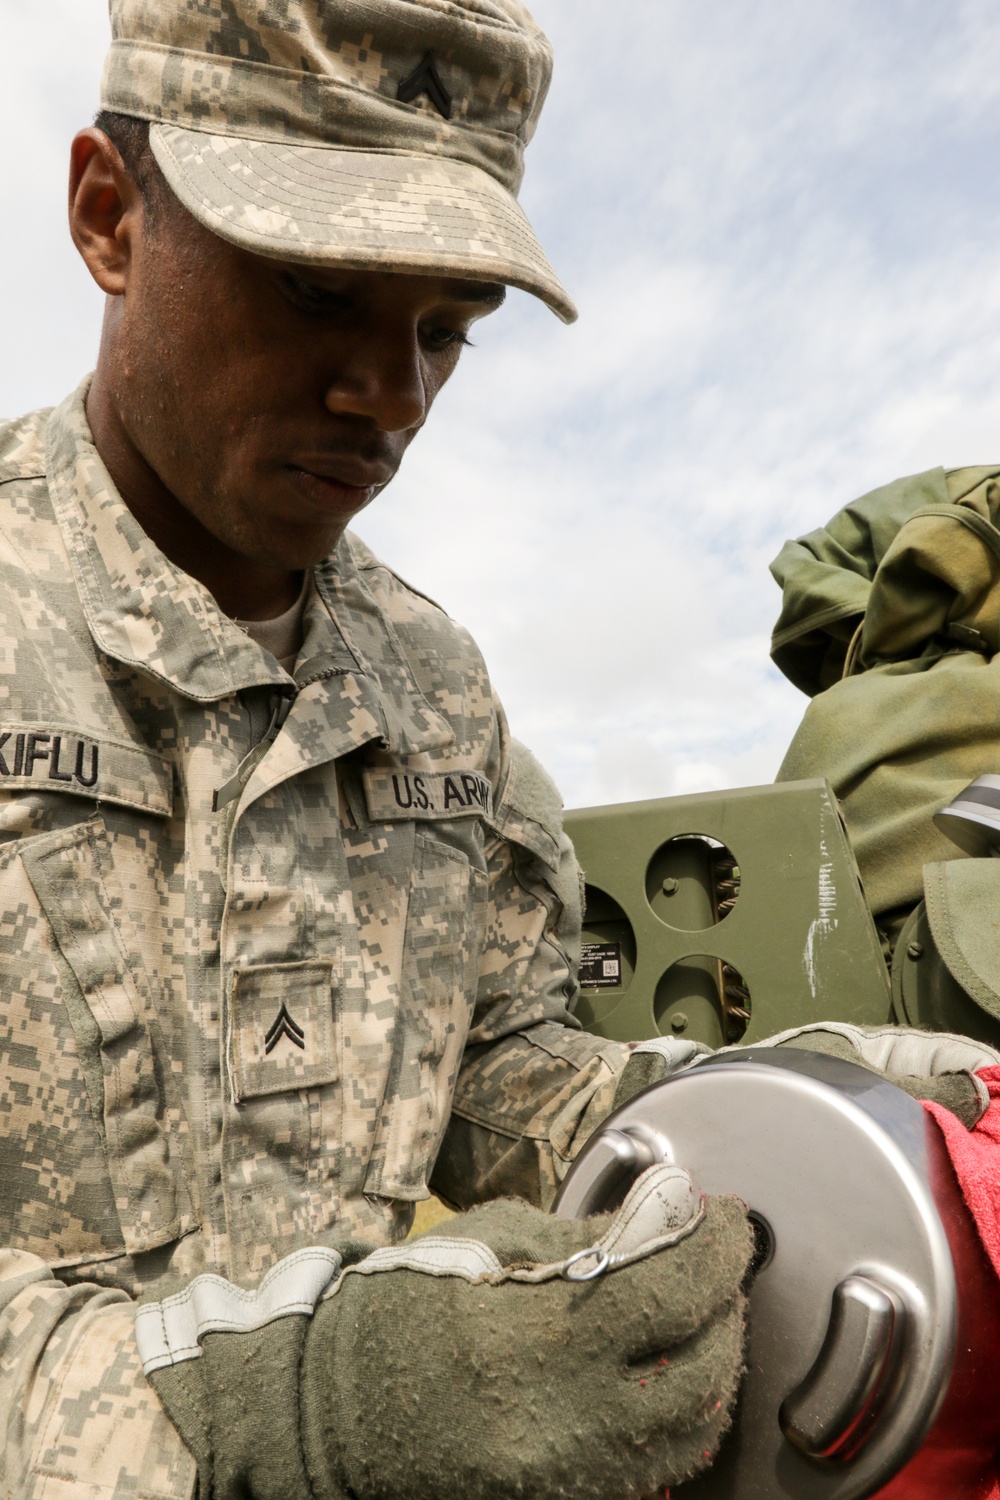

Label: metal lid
[554,1050,958,1500]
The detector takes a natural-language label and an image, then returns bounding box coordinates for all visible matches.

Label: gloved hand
[613,1035,713,1111]
[747,1021,1000,1128]
[138,1163,752,1500]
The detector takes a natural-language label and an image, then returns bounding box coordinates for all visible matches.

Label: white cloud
[0,0,108,416]
[3,1,1000,808]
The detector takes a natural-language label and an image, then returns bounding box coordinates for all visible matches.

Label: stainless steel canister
[553,1049,1000,1499]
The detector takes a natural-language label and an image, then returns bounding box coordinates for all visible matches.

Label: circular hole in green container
[653,954,752,1047]
[645,834,741,931]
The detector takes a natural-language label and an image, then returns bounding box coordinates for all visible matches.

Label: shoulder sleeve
[433,728,629,1209]
[345,539,633,1206]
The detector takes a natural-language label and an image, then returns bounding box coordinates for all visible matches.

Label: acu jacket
[0,382,626,1498]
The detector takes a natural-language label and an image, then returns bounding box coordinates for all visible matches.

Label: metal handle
[780,1274,906,1463]
[552,1124,670,1218]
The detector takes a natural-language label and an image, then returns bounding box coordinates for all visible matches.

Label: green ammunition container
[565,778,891,1048]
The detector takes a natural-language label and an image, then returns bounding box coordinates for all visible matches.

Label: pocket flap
[924,857,1000,1021]
[229,960,339,1102]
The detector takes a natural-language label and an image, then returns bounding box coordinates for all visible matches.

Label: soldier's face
[72,133,505,576]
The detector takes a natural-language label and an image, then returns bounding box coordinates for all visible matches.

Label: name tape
[0,730,99,788]
[363,769,493,822]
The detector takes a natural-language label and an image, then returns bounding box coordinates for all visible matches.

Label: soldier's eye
[279,272,351,313]
[424,326,473,351]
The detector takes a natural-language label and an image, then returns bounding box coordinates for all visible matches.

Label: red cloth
[921,1066,1000,1500]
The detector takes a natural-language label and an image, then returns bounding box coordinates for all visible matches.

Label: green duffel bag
[772,463,1000,1040]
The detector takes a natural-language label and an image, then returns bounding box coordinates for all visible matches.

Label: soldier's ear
[68,128,141,296]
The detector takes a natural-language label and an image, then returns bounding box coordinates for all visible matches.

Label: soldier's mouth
[287,465,379,513]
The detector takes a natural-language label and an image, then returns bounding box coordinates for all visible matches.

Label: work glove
[137,1163,752,1500]
[748,1021,1000,1128]
[613,1035,713,1110]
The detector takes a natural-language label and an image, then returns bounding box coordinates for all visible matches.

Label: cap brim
[149,125,577,323]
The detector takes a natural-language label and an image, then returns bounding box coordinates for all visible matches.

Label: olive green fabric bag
[771,464,1000,948]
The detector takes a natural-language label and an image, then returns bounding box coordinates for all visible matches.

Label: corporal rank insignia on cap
[396,51,453,119]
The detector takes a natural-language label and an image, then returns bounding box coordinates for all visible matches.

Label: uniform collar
[44,380,454,754]
[304,545,455,756]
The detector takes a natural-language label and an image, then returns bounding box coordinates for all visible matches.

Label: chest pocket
[362,823,489,1200]
[19,803,196,1262]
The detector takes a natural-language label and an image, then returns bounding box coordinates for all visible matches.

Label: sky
[3,0,1000,808]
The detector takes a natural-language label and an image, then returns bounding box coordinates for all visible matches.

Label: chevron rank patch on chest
[363,768,494,822]
[229,960,338,1102]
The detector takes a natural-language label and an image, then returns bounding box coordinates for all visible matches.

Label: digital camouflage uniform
[0,2,631,1492]
[0,384,628,1496]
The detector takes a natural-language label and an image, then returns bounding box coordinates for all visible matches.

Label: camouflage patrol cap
[100,0,576,322]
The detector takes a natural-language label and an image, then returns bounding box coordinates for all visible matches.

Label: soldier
[0,3,753,1496]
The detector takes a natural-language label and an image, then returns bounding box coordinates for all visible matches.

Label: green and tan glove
[137,1163,752,1500]
[747,1021,1000,1128]
[613,1036,714,1111]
